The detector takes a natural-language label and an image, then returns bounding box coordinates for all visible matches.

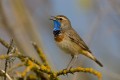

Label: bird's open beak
[50,16,57,20]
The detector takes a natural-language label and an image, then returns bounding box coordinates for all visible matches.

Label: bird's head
[50,15,71,31]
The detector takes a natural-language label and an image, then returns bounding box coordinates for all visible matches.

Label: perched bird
[50,15,103,69]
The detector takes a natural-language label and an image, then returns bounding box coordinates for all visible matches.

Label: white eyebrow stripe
[58,17,67,20]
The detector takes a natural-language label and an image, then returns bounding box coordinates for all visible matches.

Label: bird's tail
[94,58,103,67]
[83,51,103,67]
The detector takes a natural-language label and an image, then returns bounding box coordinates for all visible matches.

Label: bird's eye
[59,18,63,20]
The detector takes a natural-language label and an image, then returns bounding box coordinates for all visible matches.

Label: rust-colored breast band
[54,34,64,42]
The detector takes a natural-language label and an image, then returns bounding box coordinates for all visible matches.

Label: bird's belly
[56,39,80,55]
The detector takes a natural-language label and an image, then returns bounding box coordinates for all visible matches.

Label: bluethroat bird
[50,15,103,69]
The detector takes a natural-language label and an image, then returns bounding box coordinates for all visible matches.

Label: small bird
[50,15,103,69]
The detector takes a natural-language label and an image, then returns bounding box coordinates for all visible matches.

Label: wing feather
[65,28,103,67]
[66,29,92,53]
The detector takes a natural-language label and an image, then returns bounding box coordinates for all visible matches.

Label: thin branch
[0,38,102,80]
[56,67,102,80]
[0,70,13,80]
[4,39,14,80]
[32,42,50,68]
[0,38,41,65]
[7,63,25,73]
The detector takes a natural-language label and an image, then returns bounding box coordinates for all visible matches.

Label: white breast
[56,36,80,55]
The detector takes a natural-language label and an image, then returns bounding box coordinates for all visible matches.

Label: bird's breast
[54,34,64,42]
[54,34,80,55]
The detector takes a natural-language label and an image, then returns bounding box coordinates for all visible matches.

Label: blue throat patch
[53,20,61,36]
[53,20,61,31]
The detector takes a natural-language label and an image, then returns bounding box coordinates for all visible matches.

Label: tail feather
[95,59,103,67]
[83,51,103,67]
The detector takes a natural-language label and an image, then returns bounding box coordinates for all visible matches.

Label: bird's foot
[63,66,73,75]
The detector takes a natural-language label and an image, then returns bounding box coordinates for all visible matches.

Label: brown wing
[66,29,92,53]
[65,29,103,67]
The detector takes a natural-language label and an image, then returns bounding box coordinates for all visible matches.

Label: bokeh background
[0,0,120,80]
